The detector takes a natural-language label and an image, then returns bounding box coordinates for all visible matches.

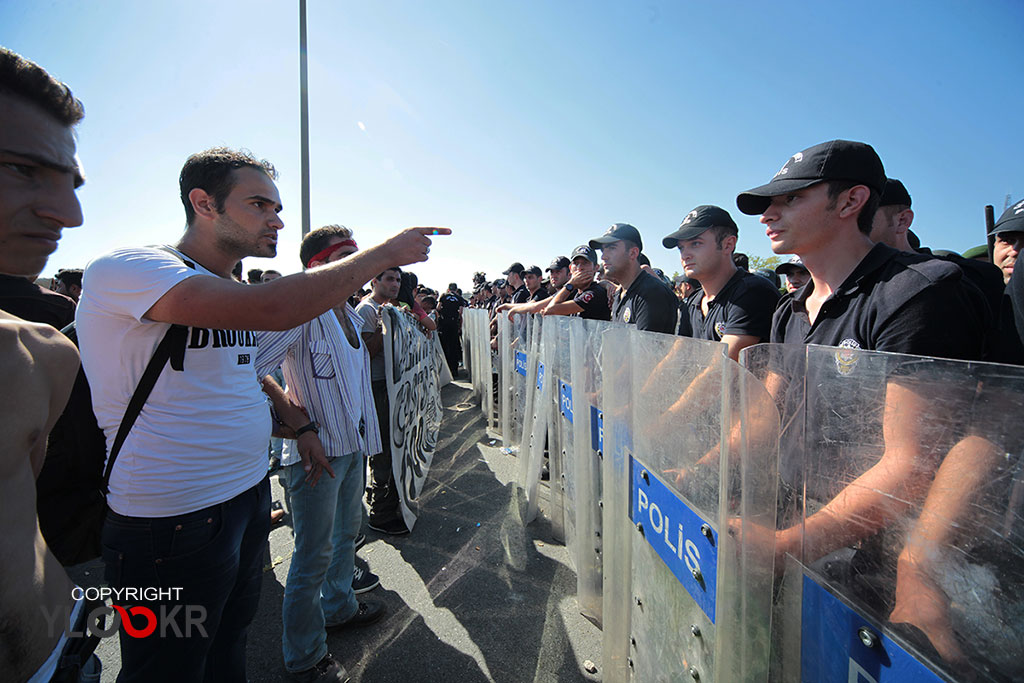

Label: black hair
[826,180,880,235]
[0,47,84,126]
[300,224,352,268]
[179,147,277,226]
[54,268,83,289]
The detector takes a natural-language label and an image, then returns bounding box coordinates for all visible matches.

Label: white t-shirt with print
[76,247,270,517]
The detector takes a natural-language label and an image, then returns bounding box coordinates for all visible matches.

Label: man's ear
[189,188,219,221]
[838,185,871,219]
[722,234,738,254]
[895,208,915,234]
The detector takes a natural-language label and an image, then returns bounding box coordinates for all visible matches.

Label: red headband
[306,239,357,268]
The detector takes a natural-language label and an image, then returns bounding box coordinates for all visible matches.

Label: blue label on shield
[801,576,943,683]
[537,362,544,390]
[590,406,603,453]
[559,381,573,423]
[515,351,527,376]
[630,457,718,622]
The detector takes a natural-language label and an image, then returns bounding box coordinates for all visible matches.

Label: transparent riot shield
[518,315,551,524]
[569,317,611,626]
[603,329,779,683]
[545,315,571,544]
[477,311,494,429]
[741,343,1024,683]
[464,311,475,389]
[509,313,531,450]
[499,313,512,446]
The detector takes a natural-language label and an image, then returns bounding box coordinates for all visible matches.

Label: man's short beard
[214,213,276,258]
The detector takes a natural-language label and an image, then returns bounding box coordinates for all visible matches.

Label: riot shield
[603,329,779,683]
[509,313,531,450]
[741,343,1024,683]
[517,314,551,524]
[569,317,611,626]
[545,315,572,544]
[499,313,512,446]
[464,311,475,387]
[476,310,494,430]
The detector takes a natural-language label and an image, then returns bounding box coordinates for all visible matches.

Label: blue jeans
[101,478,270,683]
[281,452,363,672]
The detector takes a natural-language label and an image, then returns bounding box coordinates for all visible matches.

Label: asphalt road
[69,378,602,682]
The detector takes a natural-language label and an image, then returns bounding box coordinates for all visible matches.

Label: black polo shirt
[437,292,467,328]
[611,270,677,334]
[511,285,529,304]
[573,282,611,320]
[682,268,780,342]
[529,286,550,302]
[771,243,984,361]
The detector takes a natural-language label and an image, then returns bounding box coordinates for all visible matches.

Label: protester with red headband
[257,224,385,681]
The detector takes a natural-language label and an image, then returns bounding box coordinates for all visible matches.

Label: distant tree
[747,254,783,272]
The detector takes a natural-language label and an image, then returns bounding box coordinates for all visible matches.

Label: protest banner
[383,306,445,529]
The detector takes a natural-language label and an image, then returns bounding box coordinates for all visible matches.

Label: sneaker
[327,600,386,631]
[289,653,348,682]
[355,533,366,550]
[352,556,379,595]
[368,518,410,535]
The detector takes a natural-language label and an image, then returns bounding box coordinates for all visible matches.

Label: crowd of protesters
[3,43,1024,683]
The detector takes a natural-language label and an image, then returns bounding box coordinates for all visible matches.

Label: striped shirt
[256,305,382,466]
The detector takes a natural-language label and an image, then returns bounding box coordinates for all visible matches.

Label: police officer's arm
[144,227,450,331]
[543,300,583,316]
[720,335,760,362]
[889,434,999,665]
[260,375,335,485]
[774,379,942,565]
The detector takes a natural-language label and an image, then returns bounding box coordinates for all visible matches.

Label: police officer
[775,255,809,294]
[588,223,676,333]
[737,139,983,360]
[503,262,529,304]
[987,201,1024,364]
[662,205,780,361]
[869,178,1004,343]
[523,265,548,301]
[546,256,571,292]
[437,283,468,376]
[543,245,611,320]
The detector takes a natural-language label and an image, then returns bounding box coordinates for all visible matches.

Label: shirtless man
[0,47,90,682]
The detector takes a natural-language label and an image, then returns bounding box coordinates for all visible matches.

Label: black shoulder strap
[101,245,195,492]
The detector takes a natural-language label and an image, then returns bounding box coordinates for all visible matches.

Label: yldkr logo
[42,603,208,639]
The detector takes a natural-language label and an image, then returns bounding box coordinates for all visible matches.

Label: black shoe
[289,653,348,682]
[327,600,386,630]
[540,463,550,481]
[355,533,366,550]
[368,518,410,535]
[352,556,379,595]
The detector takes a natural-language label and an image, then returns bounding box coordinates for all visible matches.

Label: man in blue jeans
[77,147,447,682]
[258,224,386,682]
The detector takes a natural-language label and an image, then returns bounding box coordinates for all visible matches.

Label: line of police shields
[460,308,1024,682]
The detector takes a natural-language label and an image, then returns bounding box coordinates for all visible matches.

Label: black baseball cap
[990,199,1024,236]
[570,244,598,264]
[736,140,886,215]
[503,262,525,275]
[546,256,570,272]
[493,278,506,288]
[662,205,738,248]
[880,178,912,207]
[589,223,643,252]
[525,265,542,277]
[775,255,808,277]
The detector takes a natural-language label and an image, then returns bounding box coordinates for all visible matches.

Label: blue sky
[5,0,1022,290]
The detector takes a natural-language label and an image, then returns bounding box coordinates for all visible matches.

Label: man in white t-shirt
[76,147,448,682]
[354,267,407,535]
[256,225,385,681]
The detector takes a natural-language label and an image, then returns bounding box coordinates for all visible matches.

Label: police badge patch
[623,307,631,323]
[714,321,726,338]
[834,338,861,376]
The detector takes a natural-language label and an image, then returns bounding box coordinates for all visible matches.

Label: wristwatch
[564,283,576,293]
[295,421,320,437]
